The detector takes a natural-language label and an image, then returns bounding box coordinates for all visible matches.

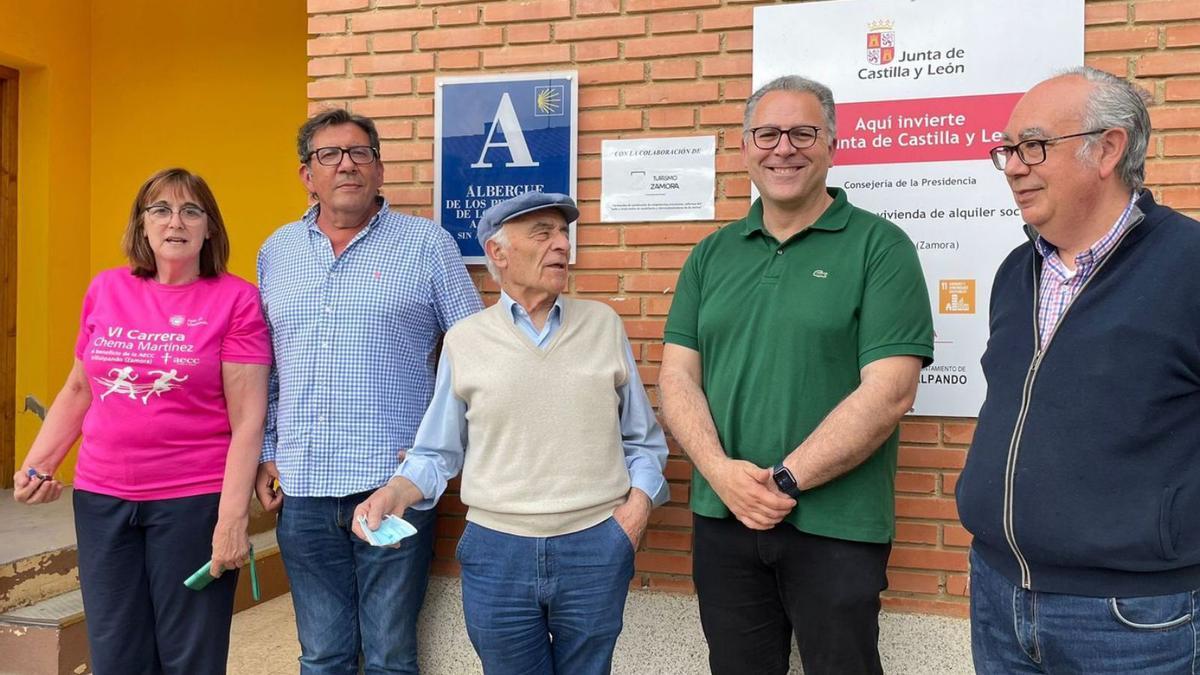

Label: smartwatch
[771,464,803,499]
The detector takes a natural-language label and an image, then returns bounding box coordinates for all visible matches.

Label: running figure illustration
[142,369,189,404]
[98,367,139,401]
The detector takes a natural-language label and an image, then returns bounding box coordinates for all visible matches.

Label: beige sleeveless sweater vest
[444,297,631,537]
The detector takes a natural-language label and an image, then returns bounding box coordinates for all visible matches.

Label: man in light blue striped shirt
[255,109,481,674]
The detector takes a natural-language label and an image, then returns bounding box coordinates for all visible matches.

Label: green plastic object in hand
[183,544,260,601]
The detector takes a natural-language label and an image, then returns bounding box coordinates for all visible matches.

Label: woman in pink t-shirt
[12,168,272,674]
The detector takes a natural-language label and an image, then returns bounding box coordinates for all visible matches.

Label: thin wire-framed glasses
[746,126,822,150]
[309,145,379,166]
[988,130,1106,171]
[144,204,207,225]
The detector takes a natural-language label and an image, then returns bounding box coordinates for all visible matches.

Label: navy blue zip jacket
[958,190,1200,597]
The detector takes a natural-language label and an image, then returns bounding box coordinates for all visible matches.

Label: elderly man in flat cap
[353,191,669,675]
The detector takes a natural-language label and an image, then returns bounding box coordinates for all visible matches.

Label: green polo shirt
[664,188,933,543]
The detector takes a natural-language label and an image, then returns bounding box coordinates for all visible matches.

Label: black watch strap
[772,464,802,499]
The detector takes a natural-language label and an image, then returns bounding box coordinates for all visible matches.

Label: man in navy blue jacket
[959,66,1200,673]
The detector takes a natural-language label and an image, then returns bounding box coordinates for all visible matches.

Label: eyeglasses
[144,204,207,224]
[746,126,822,150]
[308,145,379,166]
[988,129,1106,171]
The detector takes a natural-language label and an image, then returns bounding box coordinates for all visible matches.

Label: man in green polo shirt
[660,75,933,675]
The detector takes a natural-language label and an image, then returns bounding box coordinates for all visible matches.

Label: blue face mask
[357,514,418,546]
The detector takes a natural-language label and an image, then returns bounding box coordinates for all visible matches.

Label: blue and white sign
[435,71,578,264]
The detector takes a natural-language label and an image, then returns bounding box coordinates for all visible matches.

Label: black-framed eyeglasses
[988,129,1106,171]
[309,145,379,166]
[746,126,822,150]
[144,204,207,224]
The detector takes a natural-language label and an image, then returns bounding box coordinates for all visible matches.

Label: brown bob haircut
[122,168,230,279]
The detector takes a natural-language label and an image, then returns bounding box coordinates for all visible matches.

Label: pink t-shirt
[73,268,273,500]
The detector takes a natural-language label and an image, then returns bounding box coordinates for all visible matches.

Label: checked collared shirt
[257,199,482,496]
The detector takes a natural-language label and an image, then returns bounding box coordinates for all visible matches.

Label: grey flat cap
[475,191,579,248]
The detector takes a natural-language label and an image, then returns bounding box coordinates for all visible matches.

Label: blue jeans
[970,547,1199,674]
[277,493,436,675]
[457,518,635,675]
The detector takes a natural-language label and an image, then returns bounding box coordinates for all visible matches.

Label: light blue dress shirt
[396,291,670,510]
[258,199,482,496]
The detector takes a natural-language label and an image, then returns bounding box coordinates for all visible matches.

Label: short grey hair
[297,108,381,164]
[743,75,837,143]
[1060,66,1152,190]
[482,226,510,283]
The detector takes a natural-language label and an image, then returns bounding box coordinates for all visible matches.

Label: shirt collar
[1034,191,1139,265]
[740,187,850,238]
[304,196,390,234]
[499,290,563,324]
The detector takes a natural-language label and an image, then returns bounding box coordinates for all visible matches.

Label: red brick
[899,421,939,444]
[701,6,754,30]
[308,35,368,56]
[576,225,619,245]
[895,471,936,495]
[1135,1,1200,22]
[645,296,673,315]
[887,570,941,594]
[308,14,346,34]
[376,118,414,138]
[724,176,751,197]
[946,574,969,597]
[1137,52,1200,76]
[636,551,692,575]
[381,186,432,205]
[580,63,645,85]
[1086,26,1160,52]
[625,224,717,245]
[702,54,752,77]
[351,97,433,118]
[646,529,692,552]
[380,141,432,162]
[894,496,960,520]
[649,13,698,34]
[592,297,640,316]
[881,596,970,618]
[943,471,961,496]
[700,103,744,126]
[625,81,719,106]
[382,164,414,182]
[310,0,367,12]
[715,200,749,221]
[508,23,551,43]
[437,5,478,25]
[555,16,645,41]
[648,505,692,526]
[308,57,347,77]
[1166,24,1200,46]
[895,521,938,545]
[1146,160,1200,183]
[308,78,367,99]
[1085,55,1129,76]
[644,342,665,362]
[577,0,619,15]
[1085,1,1129,25]
[648,107,695,129]
[351,53,434,74]
[943,524,973,548]
[574,249,642,269]
[482,44,572,67]
[645,250,690,269]
[667,482,689,504]
[943,422,975,445]
[580,110,642,132]
[726,29,753,52]
[627,0,720,10]
[1149,105,1200,128]
[645,575,695,593]
[624,319,667,339]
[482,0,571,23]
[1162,186,1200,208]
[651,60,698,81]
[575,42,620,62]
[372,32,414,52]
[638,364,660,385]
[438,50,481,70]
[574,274,619,292]
[1166,77,1200,101]
[624,273,677,293]
[898,446,966,470]
[434,516,466,538]
[416,118,434,138]
[625,34,720,58]
[430,558,461,576]
[417,26,503,50]
[376,0,418,5]
[724,80,752,102]
[354,8,432,32]
[580,87,620,108]
[888,546,968,572]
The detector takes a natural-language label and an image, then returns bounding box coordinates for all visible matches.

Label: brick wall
[306,0,1200,617]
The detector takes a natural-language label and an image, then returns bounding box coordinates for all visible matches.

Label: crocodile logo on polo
[812,269,829,279]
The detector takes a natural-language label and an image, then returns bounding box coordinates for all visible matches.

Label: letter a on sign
[470,93,540,169]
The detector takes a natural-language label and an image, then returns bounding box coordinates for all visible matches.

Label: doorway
[0,65,16,487]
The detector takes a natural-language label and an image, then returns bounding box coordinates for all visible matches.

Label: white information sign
[601,136,716,222]
[754,0,1083,417]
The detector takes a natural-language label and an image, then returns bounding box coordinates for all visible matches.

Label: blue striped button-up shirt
[258,199,482,496]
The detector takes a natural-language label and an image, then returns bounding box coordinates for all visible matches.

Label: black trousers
[692,514,891,675]
[74,489,238,675]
